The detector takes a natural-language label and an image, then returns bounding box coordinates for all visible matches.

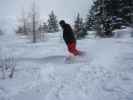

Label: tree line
[16,2,88,42]
[16,0,133,42]
[85,0,133,37]
[16,2,59,43]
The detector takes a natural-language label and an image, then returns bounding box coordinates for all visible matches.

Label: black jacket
[62,24,76,45]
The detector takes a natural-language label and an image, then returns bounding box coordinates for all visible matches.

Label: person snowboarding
[59,20,83,56]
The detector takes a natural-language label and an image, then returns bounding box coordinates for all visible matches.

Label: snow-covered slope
[0,32,133,100]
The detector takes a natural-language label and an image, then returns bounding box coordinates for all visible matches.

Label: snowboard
[65,51,86,64]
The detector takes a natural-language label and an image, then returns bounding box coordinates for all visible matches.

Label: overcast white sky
[0,0,93,21]
[0,0,93,32]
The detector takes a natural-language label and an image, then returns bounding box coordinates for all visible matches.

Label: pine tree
[85,4,97,31]
[120,0,133,24]
[87,0,133,37]
[47,11,59,33]
[88,0,106,37]
[85,15,95,31]
[74,13,83,32]
[74,13,87,39]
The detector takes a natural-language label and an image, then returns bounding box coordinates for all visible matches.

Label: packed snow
[0,29,133,100]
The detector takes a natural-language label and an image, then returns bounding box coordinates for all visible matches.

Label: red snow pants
[67,41,80,56]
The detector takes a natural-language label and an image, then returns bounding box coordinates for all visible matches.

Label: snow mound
[113,27,133,38]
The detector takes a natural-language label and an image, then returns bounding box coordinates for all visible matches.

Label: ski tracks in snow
[2,39,133,100]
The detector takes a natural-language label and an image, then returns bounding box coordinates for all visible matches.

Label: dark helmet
[59,20,66,28]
